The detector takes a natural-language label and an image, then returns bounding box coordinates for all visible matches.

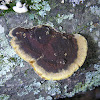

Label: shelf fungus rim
[9,25,88,80]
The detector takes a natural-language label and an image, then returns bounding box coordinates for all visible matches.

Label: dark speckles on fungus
[9,25,88,80]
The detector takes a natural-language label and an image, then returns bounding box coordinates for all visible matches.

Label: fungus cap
[13,2,28,13]
[0,4,8,10]
[9,25,87,80]
[16,1,22,7]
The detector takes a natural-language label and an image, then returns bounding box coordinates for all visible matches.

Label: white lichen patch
[35,95,52,100]
[0,24,24,86]
[90,6,100,17]
[0,74,13,86]
[36,95,45,100]
[17,79,41,96]
[0,25,4,33]
[41,80,61,96]
[0,94,10,100]
[45,21,54,27]
[64,85,68,93]
[79,64,100,91]
[98,42,100,48]
[29,13,54,27]
[46,96,52,100]
[29,0,51,17]
[85,65,100,88]
[89,21,97,32]
[63,64,100,97]
[55,14,74,24]
[95,30,100,37]
[94,64,100,71]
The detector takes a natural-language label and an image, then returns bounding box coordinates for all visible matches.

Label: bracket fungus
[9,25,87,80]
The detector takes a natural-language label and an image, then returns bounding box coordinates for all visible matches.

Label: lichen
[41,80,61,96]
[29,13,54,27]
[17,79,41,96]
[44,21,54,27]
[89,21,96,32]
[0,94,10,100]
[17,79,54,99]
[63,64,100,97]
[29,0,51,17]
[55,14,74,24]
[90,6,100,17]
[46,96,52,100]
[0,24,24,86]
[35,95,52,100]
[35,95,45,100]
[17,79,61,98]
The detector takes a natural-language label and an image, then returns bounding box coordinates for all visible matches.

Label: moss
[24,69,29,76]
[8,57,17,62]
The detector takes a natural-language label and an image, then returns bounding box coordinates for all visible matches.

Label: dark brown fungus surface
[9,25,88,80]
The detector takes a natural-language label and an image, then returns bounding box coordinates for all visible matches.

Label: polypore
[9,25,88,80]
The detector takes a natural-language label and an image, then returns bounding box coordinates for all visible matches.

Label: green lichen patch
[46,96,52,100]
[55,14,74,24]
[17,79,41,96]
[85,64,100,87]
[74,64,100,93]
[29,0,51,17]
[0,24,24,86]
[0,94,10,100]
[90,6,100,17]
[41,81,61,96]
[35,95,52,100]
[29,13,54,27]
[63,64,100,97]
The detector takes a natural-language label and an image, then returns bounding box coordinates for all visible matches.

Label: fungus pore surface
[9,25,87,80]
